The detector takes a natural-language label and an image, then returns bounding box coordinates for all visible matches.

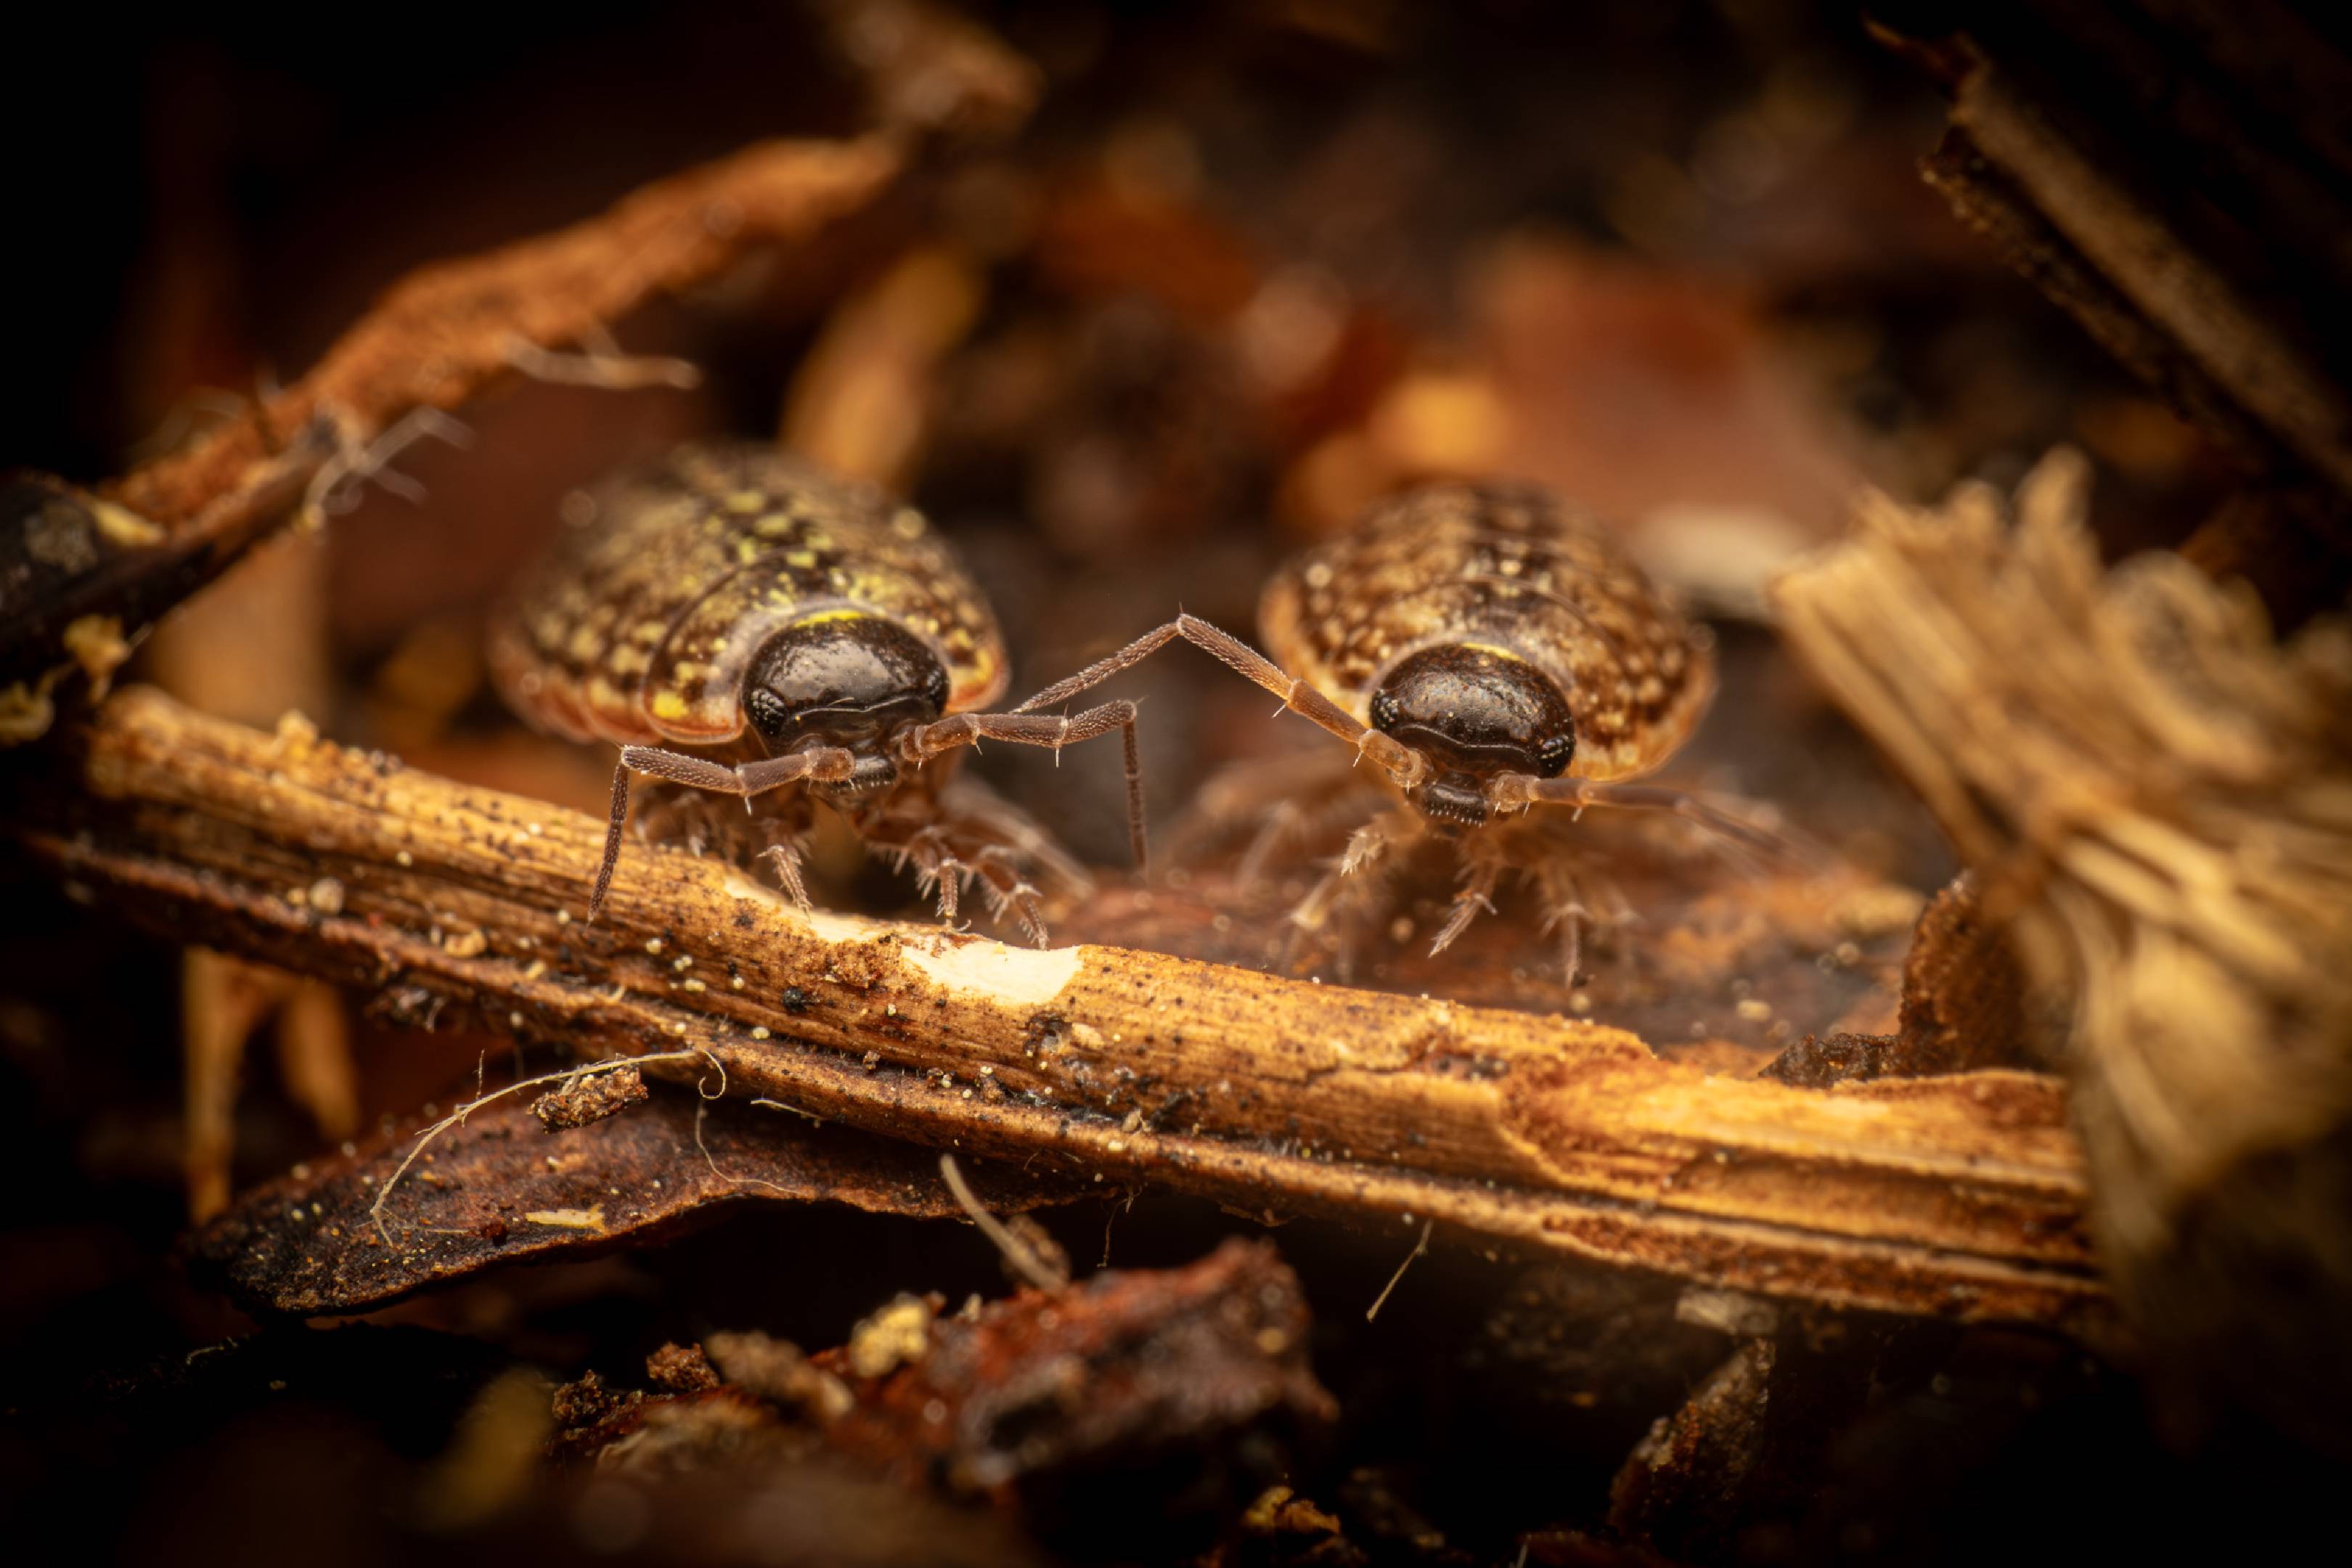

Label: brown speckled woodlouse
[489,441,1143,943]
[1013,479,1773,972]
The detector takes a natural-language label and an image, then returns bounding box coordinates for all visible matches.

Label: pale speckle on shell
[1257,480,1714,780]
[489,442,1008,748]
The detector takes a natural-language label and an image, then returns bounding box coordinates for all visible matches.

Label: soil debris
[529,1061,650,1131]
[848,1294,938,1380]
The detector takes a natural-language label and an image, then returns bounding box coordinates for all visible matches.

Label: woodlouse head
[743,613,950,801]
[1367,643,1577,832]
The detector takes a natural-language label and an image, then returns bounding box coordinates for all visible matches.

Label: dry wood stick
[9,688,2107,1331]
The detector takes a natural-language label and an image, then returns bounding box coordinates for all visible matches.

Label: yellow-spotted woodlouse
[1013,479,1776,974]
[489,441,1143,944]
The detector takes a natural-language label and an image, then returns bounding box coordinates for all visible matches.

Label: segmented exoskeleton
[1008,479,1775,973]
[490,441,1143,943]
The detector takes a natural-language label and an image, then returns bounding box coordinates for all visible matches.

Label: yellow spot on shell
[725,491,765,513]
[784,550,820,568]
[1455,641,1531,666]
[651,690,690,722]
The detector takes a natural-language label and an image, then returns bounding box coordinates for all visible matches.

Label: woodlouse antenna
[1011,613,1431,788]
[1488,773,1792,862]
[904,701,1151,873]
[587,744,857,923]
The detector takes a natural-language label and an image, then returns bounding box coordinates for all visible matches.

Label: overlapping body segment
[993,475,1767,971]
[1257,481,1712,780]
[489,441,1145,944]
[491,442,1007,747]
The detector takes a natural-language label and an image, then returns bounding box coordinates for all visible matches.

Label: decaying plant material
[1773,448,2352,1448]
[25,6,2352,1556]
[529,1060,650,1131]
[820,1237,1331,1498]
[550,1238,1328,1544]
[0,0,1058,755]
[1877,1,2352,621]
[1879,6,2352,491]
[9,686,2101,1327]
[195,1074,1074,1313]
[0,136,905,745]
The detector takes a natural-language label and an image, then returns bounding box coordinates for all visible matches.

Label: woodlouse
[1013,478,1774,972]
[490,441,1143,942]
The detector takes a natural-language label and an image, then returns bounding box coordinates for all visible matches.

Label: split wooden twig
[9,688,2104,1331]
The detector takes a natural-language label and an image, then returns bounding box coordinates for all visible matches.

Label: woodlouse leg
[1283,809,1418,981]
[963,847,1049,947]
[759,836,814,914]
[858,776,1086,942]
[931,777,1092,899]
[1168,746,1371,887]
[904,702,1148,871]
[1429,836,1508,956]
[924,841,969,924]
[1527,850,1591,985]
[1281,860,1363,980]
[1010,613,1432,788]
[858,814,963,922]
[1591,872,1643,988]
[585,744,854,923]
[1236,801,1312,891]
[502,330,701,392]
[883,825,966,921]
